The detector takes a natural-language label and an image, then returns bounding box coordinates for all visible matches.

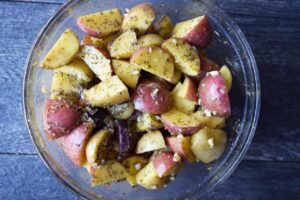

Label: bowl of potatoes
[23,0,260,199]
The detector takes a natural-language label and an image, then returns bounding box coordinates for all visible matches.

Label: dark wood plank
[0,1,299,162]
[1,154,299,199]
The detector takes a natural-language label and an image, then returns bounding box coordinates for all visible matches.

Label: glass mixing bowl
[23,0,261,199]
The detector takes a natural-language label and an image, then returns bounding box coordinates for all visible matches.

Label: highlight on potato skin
[40,2,232,190]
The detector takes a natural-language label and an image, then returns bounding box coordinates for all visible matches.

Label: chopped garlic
[172,38,177,44]
[173,153,181,162]
[151,88,159,100]
[42,85,48,94]
[203,109,212,117]
[134,163,142,170]
[206,71,219,77]
[208,138,214,148]
[131,70,140,75]
[125,8,130,13]
[177,134,184,140]
[170,176,175,181]
[148,47,152,53]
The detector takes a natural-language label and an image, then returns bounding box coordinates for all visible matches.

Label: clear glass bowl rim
[22,0,261,199]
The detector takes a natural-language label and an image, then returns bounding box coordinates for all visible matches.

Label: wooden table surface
[0,0,300,199]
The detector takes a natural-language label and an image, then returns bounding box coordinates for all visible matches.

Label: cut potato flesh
[109,30,138,59]
[79,45,112,81]
[122,156,148,187]
[191,111,226,129]
[122,3,155,35]
[41,29,79,69]
[191,128,227,163]
[83,75,130,107]
[112,59,140,88]
[136,161,167,189]
[171,93,196,114]
[136,113,163,132]
[155,15,173,39]
[164,69,182,84]
[136,130,166,154]
[91,161,128,186]
[130,46,174,81]
[77,8,122,37]
[51,72,83,100]
[54,58,94,82]
[138,34,164,47]
[82,34,119,48]
[162,37,200,76]
[85,129,109,164]
[219,65,232,92]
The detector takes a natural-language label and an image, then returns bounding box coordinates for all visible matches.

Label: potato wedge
[107,102,135,119]
[91,161,128,186]
[171,83,197,114]
[83,75,130,107]
[191,111,226,129]
[165,69,182,84]
[82,34,119,48]
[153,152,177,177]
[85,129,109,164]
[112,59,140,88]
[109,30,138,59]
[122,3,155,35]
[172,15,212,48]
[191,128,227,163]
[136,112,163,132]
[130,46,174,81]
[122,156,148,187]
[166,136,195,163]
[177,77,198,102]
[138,34,164,47]
[155,15,173,39]
[54,58,94,83]
[77,8,122,37]
[41,29,79,69]
[136,161,167,189]
[219,65,232,92]
[162,37,200,76]
[79,45,112,81]
[161,109,201,135]
[136,130,166,154]
[50,72,83,100]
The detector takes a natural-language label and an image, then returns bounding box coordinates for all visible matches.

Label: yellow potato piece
[130,46,174,81]
[136,161,167,189]
[122,156,148,187]
[78,8,122,38]
[171,93,196,114]
[91,161,128,186]
[136,130,166,154]
[122,3,155,35]
[136,113,163,132]
[191,128,227,163]
[54,58,94,83]
[162,37,200,76]
[83,75,130,107]
[85,129,109,164]
[41,29,79,69]
[112,60,140,88]
[155,15,174,39]
[50,72,83,100]
[138,34,164,48]
[191,111,226,129]
[219,65,232,92]
[109,30,138,59]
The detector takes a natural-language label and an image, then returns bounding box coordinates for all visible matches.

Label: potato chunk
[109,30,138,59]
[155,15,174,39]
[122,3,155,35]
[162,37,200,76]
[130,46,174,81]
[77,8,122,37]
[83,75,130,107]
[219,65,232,92]
[112,60,140,88]
[136,130,166,154]
[138,34,164,47]
[41,29,79,69]
[191,128,227,163]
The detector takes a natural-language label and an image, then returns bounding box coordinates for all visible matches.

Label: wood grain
[1,154,299,199]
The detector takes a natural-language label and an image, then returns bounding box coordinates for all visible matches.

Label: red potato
[161,109,201,135]
[62,122,94,166]
[153,152,177,177]
[166,136,195,163]
[79,45,112,81]
[198,71,231,118]
[43,99,82,140]
[177,77,198,102]
[172,16,213,48]
[191,57,220,84]
[132,79,172,114]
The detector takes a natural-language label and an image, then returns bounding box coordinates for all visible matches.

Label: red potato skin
[198,72,231,118]
[166,137,191,163]
[182,78,198,102]
[152,152,177,177]
[62,122,94,166]
[43,99,82,140]
[132,79,172,114]
[191,57,220,84]
[77,18,99,37]
[183,16,213,48]
[162,119,201,135]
